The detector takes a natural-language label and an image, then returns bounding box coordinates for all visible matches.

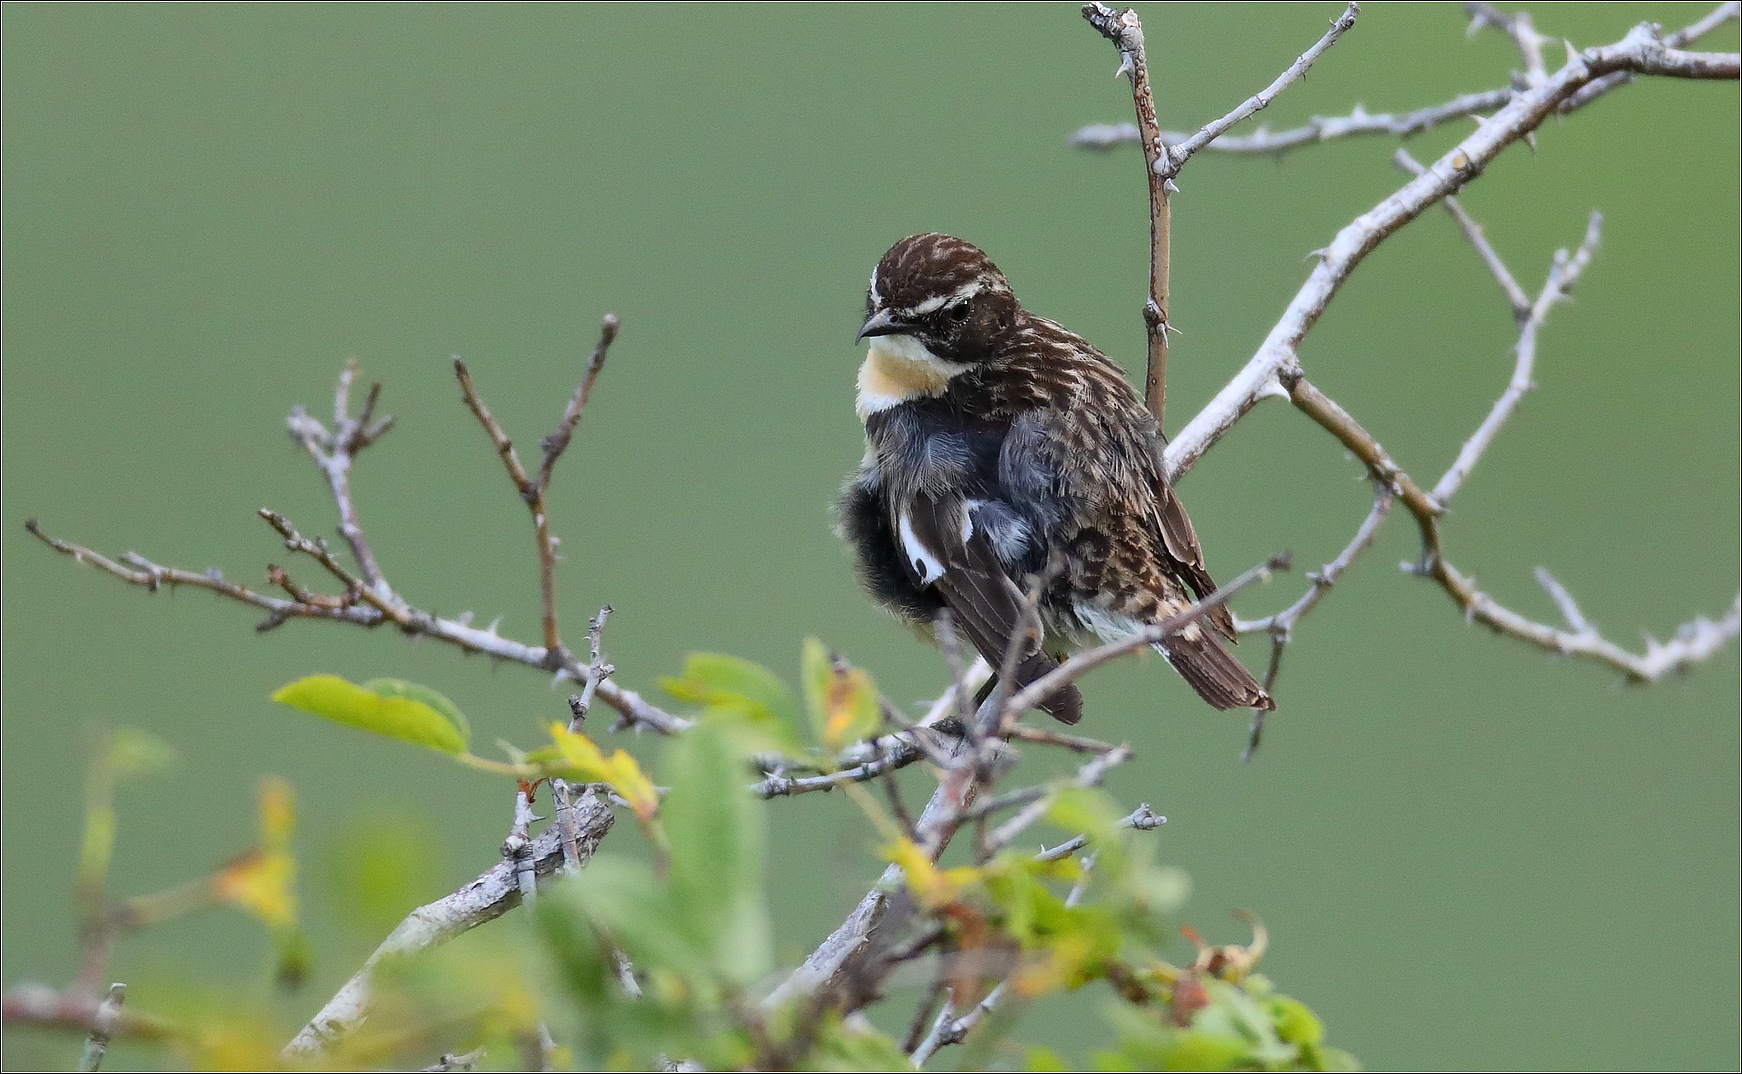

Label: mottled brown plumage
[838,234,1272,722]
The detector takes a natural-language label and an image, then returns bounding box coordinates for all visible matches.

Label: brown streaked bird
[837,233,1272,724]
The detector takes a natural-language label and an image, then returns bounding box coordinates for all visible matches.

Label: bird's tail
[971,652,1084,725]
[1158,633,1273,711]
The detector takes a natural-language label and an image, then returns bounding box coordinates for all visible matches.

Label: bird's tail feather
[970,653,1084,725]
[1158,633,1273,711]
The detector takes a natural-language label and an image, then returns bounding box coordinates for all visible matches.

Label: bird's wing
[898,491,1082,724]
[1144,457,1238,643]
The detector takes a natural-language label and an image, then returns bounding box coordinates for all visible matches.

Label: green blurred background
[3,3,1737,1069]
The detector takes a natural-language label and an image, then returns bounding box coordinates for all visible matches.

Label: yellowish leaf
[543,724,660,822]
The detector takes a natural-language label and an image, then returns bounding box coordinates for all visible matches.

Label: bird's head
[859,233,1019,364]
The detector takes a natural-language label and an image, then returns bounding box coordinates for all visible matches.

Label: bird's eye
[947,300,971,322]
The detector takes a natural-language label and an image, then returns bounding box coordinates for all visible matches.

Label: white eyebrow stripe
[868,269,882,305]
[904,280,984,317]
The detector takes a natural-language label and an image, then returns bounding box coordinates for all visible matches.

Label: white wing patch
[897,509,945,585]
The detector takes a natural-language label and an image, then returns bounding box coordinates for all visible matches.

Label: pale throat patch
[855,334,973,421]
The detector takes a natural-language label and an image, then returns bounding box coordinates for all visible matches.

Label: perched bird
[837,233,1272,724]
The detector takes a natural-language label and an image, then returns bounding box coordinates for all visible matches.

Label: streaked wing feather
[903,493,1083,724]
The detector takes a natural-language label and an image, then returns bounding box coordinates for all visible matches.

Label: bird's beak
[857,308,905,341]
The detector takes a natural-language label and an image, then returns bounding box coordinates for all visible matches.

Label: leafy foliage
[33,650,1353,1070]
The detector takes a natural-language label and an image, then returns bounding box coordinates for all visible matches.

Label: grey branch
[2,982,173,1046]
[1154,3,1361,181]
[283,789,614,1059]
[1464,3,1551,86]
[1072,4,1738,157]
[1161,12,1740,483]
[1072,88,1514,155]
[286,360,395,597]
[74,983,126,1073]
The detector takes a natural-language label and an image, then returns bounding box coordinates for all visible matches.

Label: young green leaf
[361,678,472,742]
[660,723,771,985]
[271,674,468,754]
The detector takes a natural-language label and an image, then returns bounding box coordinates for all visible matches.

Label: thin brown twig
[1081,2,1172,424]
[537,315,620,493]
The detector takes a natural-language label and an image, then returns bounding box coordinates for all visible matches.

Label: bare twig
[504,782,541,907]
[1073,90,1514,155]
[1074,5,1737,155]
[75,983,126,1073]
[1160,12,1739,482]
[753,735,931,800]
[455,315,620,664]
[1433,213,1601,504]
[2,982,174,1045]
[1155,3,1362,181]
[1034,804,1167,865]
[1236,485,1393,736]
[24,521,686,734]
[285,360,394,596]
[983,746,1134,856]
[570,606,616,732]
[537,315,620,493]
[1464,3,1551,87]
[1081,1,1176,423]
[284,790,614,1059]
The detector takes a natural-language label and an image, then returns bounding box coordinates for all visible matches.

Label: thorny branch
[454,313,620,664]
[1075,4,1742,703]
[1079,1,1358,428]
[1072,5,1740,155]
[283,789,614,1059]
[26,330,687,737]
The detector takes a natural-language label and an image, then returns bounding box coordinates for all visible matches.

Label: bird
[836,233,1272,725]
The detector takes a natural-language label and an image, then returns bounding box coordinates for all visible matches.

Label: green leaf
[272,675,467,754]
[661,652,806,758]
[799,638,881,752]
[661,653,795,722]
[1025,1046,1072,1071]
[361,678,471,742]
[1269,995,1324,1048]
[108,726,179,781]
[660,723,770,985]
[804,1015,914,1071]
[800,636,831,737]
